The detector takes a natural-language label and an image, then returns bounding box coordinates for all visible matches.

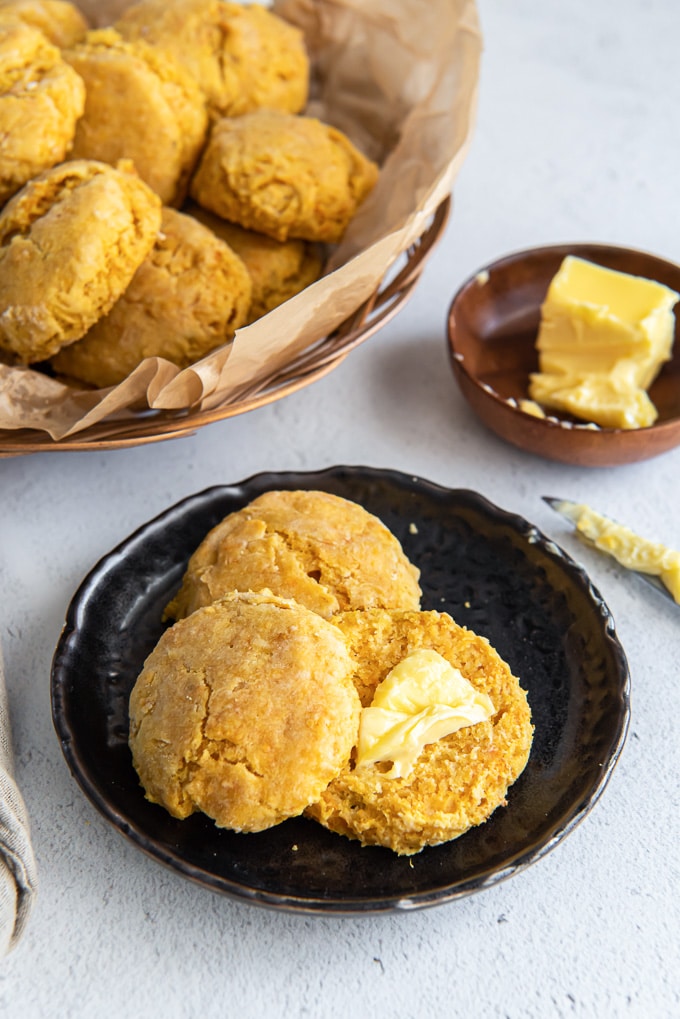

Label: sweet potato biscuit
[116,0,309,119]
[65,28,208,206]
[164,489,422,623]
[190,110,379,243]
[0,21,85,205]
[0,159,162,363]
[129,591,361,832]
[0,0,87,47]
[186,203,323,322]
[306,609,534,855]
[51,206,252,387]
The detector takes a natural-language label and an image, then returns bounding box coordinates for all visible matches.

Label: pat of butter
[355,649,495,779]
[517,398,546,419]
[529,364,658,429]
[529,256,678,429]
[557,501,680,603]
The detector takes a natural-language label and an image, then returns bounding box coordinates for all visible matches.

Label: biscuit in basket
[0,21,85,206]
[51,206,252,387]
[306,609,534,855]
[186,202,323,322]
[0,159,162,364]
[116,0,309,119]
[190,110,380,244]
[129,591,361,832]
[165,489,422,622]
[64,28,208,206]
[0,0,87,47]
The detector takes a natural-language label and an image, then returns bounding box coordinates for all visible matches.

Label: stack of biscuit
[0,0,380,386]
[129,490,534,856]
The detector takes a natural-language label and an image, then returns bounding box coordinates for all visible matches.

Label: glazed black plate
[51,466,630,914]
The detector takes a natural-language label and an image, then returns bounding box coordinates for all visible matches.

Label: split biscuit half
[306,608,534,855]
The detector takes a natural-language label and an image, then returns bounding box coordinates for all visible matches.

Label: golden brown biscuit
[65,28,208,206]
[306,609,534,855]
[0,0,88,48]
[186,202,323,322]
[191,110,379,244]
[51,206,252,387]
[129,591,361,832]
[0,21,85,206]
[165,489,422,623]
[116,0,309,119]
[0,159,162,364]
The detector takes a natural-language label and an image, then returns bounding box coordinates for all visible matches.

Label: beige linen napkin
[0,643,37,956]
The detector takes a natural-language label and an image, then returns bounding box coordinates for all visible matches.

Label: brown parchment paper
[0,0,481,440]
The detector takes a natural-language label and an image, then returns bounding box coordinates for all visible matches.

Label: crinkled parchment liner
[0,0,481,440]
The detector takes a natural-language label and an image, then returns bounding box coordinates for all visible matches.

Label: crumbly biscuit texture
[164,489,422,622]
[116,0,309,119]
[0,0,88,48]
[187,203,323,322]
[0,21,86,205]
[0,159,162,363]
[306,609,534,855]
[65,28,208,205]
[129,591,361,832]
[190,110,379,243]
[51,206,252,387]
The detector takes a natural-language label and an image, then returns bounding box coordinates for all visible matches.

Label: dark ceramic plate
[51,466,630,914]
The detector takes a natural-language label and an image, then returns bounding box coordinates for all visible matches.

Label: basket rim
[0,196,450,456]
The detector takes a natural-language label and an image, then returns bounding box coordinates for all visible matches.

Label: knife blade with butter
[543,496,680,606]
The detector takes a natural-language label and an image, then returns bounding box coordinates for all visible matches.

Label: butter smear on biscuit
[355,649,494,778]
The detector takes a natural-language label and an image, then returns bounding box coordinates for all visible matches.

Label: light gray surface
[1,0,680,1015]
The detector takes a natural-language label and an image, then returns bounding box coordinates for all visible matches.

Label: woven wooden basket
[0,197,450,456]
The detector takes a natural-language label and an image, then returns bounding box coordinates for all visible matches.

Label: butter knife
[542,496,679,606]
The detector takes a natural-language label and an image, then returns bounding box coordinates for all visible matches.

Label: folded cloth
[0,643,38,956]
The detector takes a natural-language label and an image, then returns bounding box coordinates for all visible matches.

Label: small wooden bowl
[446,243,680,467]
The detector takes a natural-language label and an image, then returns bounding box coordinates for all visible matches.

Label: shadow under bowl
[446,242,680,467]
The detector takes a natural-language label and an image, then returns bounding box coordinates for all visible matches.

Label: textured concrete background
[1,0,679,1016]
